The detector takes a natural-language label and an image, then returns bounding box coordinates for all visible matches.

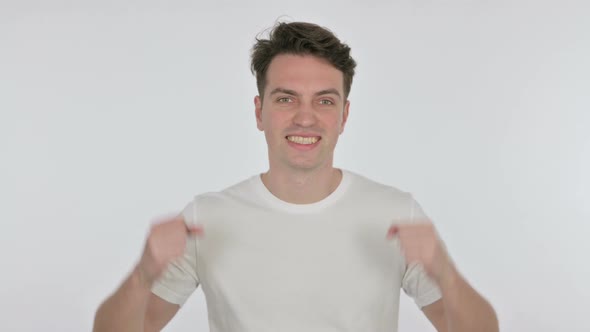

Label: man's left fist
[387,221,457,287]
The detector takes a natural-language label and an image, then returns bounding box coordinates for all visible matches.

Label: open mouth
[285,135,321,145]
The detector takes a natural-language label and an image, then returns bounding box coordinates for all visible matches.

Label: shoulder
[344,169,410,201]
[181,175,262,219]
[338,169,419,221]
[187,175,258,202]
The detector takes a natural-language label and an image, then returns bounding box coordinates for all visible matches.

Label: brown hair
[251,21,356,102]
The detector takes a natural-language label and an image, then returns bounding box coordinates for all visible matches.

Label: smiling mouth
[286,135,321,145]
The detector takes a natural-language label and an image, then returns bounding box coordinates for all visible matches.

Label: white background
[1,1,589,331]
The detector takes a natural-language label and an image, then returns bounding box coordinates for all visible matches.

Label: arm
[93,267,180,332]
[422,268,498,332]
[93,216,203,332]
[388,223,498,332]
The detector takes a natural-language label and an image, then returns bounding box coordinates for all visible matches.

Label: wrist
[133,264,155,290]
[436,263,461,291]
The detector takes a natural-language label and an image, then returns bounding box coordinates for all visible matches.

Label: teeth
[287,136,319,145]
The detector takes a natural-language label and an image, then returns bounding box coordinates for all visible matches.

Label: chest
[194,209,405,311]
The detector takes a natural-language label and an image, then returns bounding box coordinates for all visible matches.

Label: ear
[254,95,264,131]
[339,100,350,134]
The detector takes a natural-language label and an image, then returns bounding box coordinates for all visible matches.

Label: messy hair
[251,21,356,102]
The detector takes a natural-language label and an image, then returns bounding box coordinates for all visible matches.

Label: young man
[93,22,498,332]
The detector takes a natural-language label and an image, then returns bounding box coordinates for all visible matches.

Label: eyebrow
[316,88,342,99]
[269,87,342,99]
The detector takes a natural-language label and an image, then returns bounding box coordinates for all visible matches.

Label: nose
[292,103,317,127]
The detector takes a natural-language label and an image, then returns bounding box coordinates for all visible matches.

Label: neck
[261,166,343,204]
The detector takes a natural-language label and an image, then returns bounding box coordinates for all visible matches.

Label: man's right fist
[135,215,203,287]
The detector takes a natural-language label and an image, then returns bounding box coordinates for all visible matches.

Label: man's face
[255,54,350,172]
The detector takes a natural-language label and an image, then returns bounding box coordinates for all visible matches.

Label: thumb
[186,224,204,236]
[386,225,399,239]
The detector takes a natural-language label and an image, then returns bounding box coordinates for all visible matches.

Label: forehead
[265,54,344,94]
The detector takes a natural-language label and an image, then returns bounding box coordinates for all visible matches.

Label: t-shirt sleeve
[401,195,443,308]
[151,200,200,306]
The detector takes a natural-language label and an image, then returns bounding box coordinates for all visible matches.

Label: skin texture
[93,216,203,332]
[255,54,349,172]
[254,54,350,204]
[387,222,454,285]
[387,222,499,332]
[138,216,203,285]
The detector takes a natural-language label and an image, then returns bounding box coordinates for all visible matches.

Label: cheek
[273,112,293,126]
[263,113,288,137]
[323,113,343,130]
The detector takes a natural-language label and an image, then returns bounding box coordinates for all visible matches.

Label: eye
[277,97,293,103]
[319,99,334,105]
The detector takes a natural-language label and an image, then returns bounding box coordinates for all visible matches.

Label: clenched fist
[136,215,203,287]
[387,221,456,287]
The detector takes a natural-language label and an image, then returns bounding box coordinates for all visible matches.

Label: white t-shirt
[152,169,442,332]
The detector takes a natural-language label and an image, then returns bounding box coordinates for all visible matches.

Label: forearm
[93,267,152,332]
[439,269,499,332]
